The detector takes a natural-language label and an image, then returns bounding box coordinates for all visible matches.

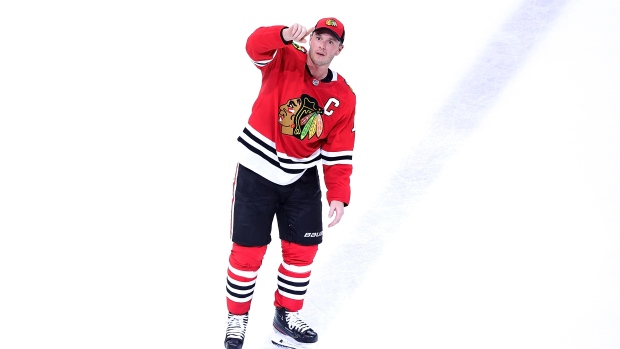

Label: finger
[328,214,340,227]
[297,31,308,42]
[288,24,303,41]
[295,25,306,38]
[298,26,314,43]
[327,207,335,226]
[328,210,341,227]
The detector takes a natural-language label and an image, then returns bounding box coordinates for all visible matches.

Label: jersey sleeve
[245,25,289,67]
[322,103,356,206]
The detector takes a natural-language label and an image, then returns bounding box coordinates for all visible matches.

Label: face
[308,31,343,67]
[279,97,302,135]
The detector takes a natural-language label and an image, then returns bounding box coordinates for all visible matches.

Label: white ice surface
[1,0,619,348]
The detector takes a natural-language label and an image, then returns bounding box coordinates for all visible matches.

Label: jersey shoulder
[335,73,356,102]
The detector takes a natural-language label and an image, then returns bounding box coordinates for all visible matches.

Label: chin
[311,57,329,67]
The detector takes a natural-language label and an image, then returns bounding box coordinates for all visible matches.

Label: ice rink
[2,0,619,348]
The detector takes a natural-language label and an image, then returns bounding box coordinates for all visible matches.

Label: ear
[335,44,344,56]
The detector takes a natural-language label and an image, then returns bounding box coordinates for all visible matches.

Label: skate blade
[271,330,318,349]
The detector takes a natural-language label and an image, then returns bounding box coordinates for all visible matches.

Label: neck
[307,67,330,82]
[306,60,329,81]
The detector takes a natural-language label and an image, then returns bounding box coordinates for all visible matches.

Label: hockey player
[223,17,356,349]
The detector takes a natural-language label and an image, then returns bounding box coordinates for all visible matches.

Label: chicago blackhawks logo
[291,42,307,53]
[278,94,324,140]
[324,19,338,27]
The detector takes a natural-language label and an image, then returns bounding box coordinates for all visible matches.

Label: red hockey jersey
[237,25,356,205]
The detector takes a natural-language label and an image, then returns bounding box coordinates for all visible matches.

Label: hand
[327,200,345,228]
[282,24,314,43]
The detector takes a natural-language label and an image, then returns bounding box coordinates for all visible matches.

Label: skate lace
[226,313,248,340]
[285,311,311,333]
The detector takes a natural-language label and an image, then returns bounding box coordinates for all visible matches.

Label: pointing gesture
[282,24,315,43]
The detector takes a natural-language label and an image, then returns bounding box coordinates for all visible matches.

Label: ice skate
[224,312,248,349]
[271,307,318,349]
